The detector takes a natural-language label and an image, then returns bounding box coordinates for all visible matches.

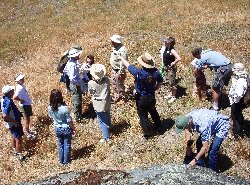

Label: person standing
[48,89,76,165]
[118,52,163,139]
[109,34,128,104]
[80,54,95,91]
[192,48,232,110]
[14,74,35,139]
[175,108,230,171]
[64,48,83,122]
[229,63,248,138]
[88,64,111,143]
[0,85,25,161]
[160,36,181,103]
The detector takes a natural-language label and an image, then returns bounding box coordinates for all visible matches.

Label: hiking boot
[27,132,36,140]
[17,154,26,162]
[99,138,110,144]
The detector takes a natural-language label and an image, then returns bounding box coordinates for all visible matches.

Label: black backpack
[57,54,68,73]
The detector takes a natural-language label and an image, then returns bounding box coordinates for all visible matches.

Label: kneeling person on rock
[175,108,229,172]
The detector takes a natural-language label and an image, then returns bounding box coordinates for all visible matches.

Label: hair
[192,48,202,56]
[86,54,95,64]
[49,89,65,111]
[168,37,175,47]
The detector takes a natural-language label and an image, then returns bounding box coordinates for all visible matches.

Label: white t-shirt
[15,84,32,105]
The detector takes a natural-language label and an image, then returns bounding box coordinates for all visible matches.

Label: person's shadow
[82,103,96,119]
[110,120,131,136]
[219,91,230,110]
[241,120,250,138]
[71,144,95,160]
[160,118,175,134]
[216,153,233,173]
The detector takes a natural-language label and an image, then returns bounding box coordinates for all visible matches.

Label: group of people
[1,35,249,172]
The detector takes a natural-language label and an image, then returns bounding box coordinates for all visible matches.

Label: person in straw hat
[109,34,128,104]
[175,108,229,172]
[1,85,25,161]
[88,64,111,143]
[64,47,83,122]
[118,52,163,139]
[229,63,248,138]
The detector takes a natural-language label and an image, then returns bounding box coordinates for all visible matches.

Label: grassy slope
[0,0,249,183]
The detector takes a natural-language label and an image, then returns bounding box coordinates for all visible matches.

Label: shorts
[164,66,177,88]
[20,105,33,117]
[9,124,24,139]
[212,64,232,90]
[195,70,206,90]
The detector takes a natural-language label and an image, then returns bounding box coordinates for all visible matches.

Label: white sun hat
[15,74,25,81]
[110,35,122,44]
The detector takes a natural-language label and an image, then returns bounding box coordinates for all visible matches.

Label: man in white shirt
[64,48,83,122]
[14,74,35,139]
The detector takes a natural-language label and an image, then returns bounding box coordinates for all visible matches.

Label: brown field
[0,0,249,184]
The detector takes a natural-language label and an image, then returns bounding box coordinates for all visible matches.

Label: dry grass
[0,0,249,184]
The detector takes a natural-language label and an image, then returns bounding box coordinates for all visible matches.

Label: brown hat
[137,52,155,68]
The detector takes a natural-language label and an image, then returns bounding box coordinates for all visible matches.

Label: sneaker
[168,97,176,103]
[17,154,26,161]
[164,94,172,99]
[27,132,36,139]
[99,138,110,143]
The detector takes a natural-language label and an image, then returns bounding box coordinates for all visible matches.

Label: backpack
[243,77,250,106]
[57,54,68,73]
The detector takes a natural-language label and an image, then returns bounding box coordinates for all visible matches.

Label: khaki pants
[111,69,126,100]
[70,84,82,121]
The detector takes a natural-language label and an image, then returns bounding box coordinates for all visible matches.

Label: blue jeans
[55,127,72,164]
[196,135,224,171]
[96,111,111,140]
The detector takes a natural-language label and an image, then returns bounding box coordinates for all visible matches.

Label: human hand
[170,62,175,67]
[189,159,196,166]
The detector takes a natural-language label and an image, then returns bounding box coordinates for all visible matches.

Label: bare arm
[68,121,76,134]
[171,49,181,66]
[185,126,193,156]
[118,55,130,69]
[13,95,25,104]
[189,141,209,166]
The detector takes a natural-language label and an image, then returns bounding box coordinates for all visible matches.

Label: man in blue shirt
[175,108,230,171]
[0,85,25,161]
[118,52,163,139]
[192,48,232,110]
[64,48,83,122]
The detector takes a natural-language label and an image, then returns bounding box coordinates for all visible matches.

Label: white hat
[137,52,155,68]
[110,35,122,44]
[15,74,25,81]
[90,64,106,80]
[233,63,246,75]
[2,85,15,95]
[68,48,83,58]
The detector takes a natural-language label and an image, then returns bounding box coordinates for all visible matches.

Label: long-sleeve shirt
[229,72,248,105]
[195,50,230,69]
[110,44,128,74]
[187,109,229,141]
[64,59,82,85]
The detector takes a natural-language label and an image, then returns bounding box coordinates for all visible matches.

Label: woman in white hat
[88,64,111,143]
[229,63,248,138]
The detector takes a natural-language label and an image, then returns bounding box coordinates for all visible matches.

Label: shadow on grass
[219,91,230,110]
[110,120,131,136]
[161,118,175,134]
[71,144,95,160]
[242,120,250,138]
[82,103,96,119]
[24,115,53,157]
[176,84,187,99]
[217,153,233,173]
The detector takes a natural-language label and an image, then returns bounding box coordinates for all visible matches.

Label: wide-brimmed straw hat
[137,52,155,68]
[90,64,106,80]
[68,48,83,58]
[110,35,122,44]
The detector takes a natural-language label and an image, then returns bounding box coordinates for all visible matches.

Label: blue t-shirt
[0,96,22,127]
[196,50,230,69]
[128,65,163,96]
